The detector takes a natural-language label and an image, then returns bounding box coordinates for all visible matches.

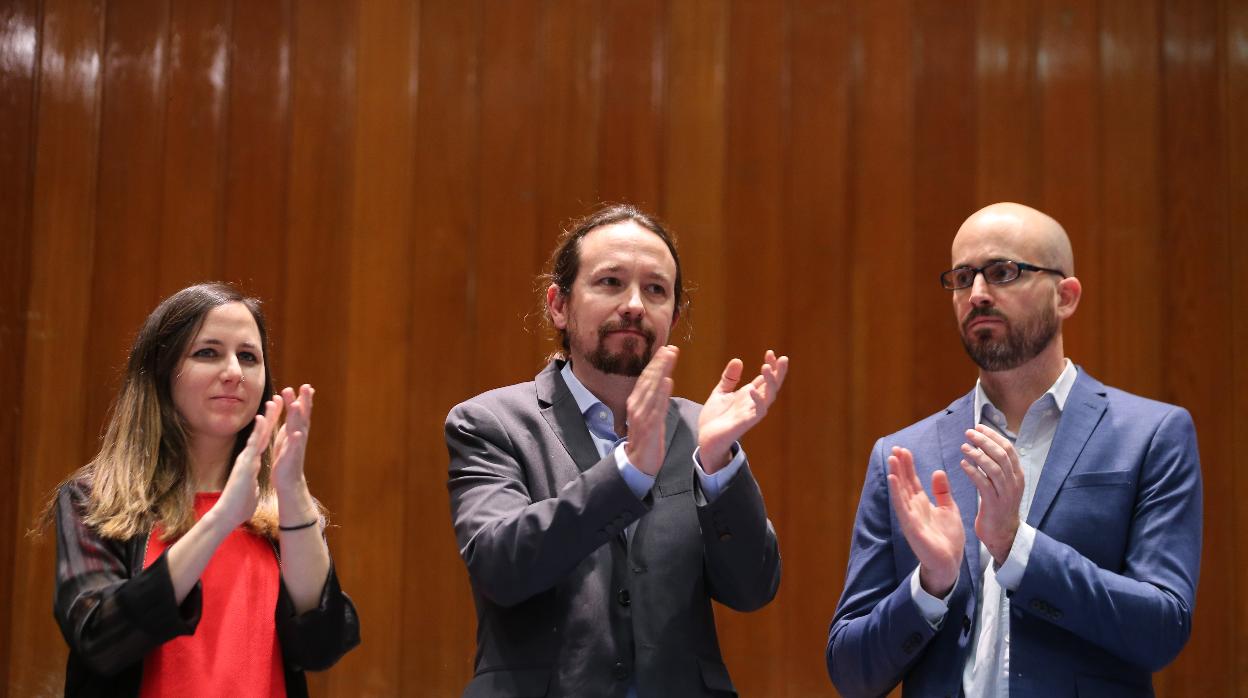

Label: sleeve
[825,438,946,698]
[1008,406,1202,670]
[696,456,782,613]
[52,481,202,676]
[275,560,361,671]
[446,400,650,608]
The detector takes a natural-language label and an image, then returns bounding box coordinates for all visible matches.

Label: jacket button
[613,662,629,679]
[618,589,631,607]
[961,615,971,635]
[719,531,733,542]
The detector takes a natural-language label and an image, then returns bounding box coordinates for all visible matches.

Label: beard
[960,303,1058,372]
[577,317,657,377]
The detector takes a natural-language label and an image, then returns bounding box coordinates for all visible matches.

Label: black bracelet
[278,519,319,532]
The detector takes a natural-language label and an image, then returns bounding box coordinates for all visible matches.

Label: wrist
[919,564,957,598]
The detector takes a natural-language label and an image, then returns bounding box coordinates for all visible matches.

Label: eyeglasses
[940,260,1066,290]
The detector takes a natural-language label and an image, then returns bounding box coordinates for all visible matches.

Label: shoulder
[446,379,539,423]
[1078,371,1193,430]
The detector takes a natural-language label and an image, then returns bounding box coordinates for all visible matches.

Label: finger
[963,430,1016,492]
[930,470,959,512]
[300,384,314,414]
[772,354,789,387]
[960,437,1007,488]
[887,452,915,500]
[974,424,1021,474]
[717,357,744,393]
[958,457,998,498]
[886,473,914,523]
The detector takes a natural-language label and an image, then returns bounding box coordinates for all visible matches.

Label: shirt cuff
[692,443,744,503]
[614,441,656,499]
[994,523,1034,591]
[910,566,954,628]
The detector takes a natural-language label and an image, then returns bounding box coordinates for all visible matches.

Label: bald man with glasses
[827,203,1202,697]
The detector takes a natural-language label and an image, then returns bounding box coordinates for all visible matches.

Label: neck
[186,435,234,492]
[569,359,638,436]
[977,338,1067,432]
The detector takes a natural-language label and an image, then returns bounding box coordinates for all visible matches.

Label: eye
[984,261,1016,284]
[239,351,260,364]
[951,268,976,288]
[645,283,669,296]
[191,347,218,358]
[597,276,621,287]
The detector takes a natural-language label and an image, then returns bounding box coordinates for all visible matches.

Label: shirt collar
[973,358,1078,426]
[560,360,607,417]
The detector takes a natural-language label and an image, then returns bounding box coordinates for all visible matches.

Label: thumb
[717,358,744,392]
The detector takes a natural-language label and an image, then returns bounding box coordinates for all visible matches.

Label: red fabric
[140,493,286,698]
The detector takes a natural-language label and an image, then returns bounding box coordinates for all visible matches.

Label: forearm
[1013,530,1195,669]
[699,463,781,611]
[161,509,235,604]
[276,482,331,614]
[456,456,645,606]
[828,575,937,698]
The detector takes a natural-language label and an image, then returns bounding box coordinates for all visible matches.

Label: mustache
[962,306,1007,333]
[598,317,655,342]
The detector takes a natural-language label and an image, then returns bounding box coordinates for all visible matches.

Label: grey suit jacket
[446,360,781,698]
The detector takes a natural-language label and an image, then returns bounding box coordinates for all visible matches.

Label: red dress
[140,492,286,697]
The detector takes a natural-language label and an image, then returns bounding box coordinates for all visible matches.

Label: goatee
[586,318,656,377]
[960,304,1058,372]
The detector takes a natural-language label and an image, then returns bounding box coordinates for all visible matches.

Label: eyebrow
[196,338,261,352]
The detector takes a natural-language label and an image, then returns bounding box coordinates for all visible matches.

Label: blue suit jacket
[827,370,1202,698]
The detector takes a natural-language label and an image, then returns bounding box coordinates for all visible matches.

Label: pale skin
[163,303,329,614]
[545,221,789,478]
[892,202,1082,596]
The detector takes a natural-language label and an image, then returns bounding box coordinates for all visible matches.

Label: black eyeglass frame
[940,260,1067,290]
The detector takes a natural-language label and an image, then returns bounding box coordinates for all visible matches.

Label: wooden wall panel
[1229,0,1248,683]
[784,2,852,694]
[402,1,479,693]
[1160,0,1233,694]
[664,0,727,393]
[598,0,664,208]
[1037,0,1103,373]
[1098,0,1163,398]
[719,2,788,693]
[282,1,358,694]
[333,0,416,694]
[976,0,1036,204]
[0,0,40,690]
[8,2,105,695]
[82,0,168,461]
[2,1,1243,695]
[475,0,543,392]
[156,0,232,293]
[221,0,291,309]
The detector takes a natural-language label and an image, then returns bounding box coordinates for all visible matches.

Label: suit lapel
[938,392,982,593]
[536,361,602,473]
[1026,370,1108,527]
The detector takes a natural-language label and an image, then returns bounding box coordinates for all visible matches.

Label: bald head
[952,202,1074,276]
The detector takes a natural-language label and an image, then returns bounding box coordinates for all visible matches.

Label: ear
[1055,276,1081,320]
[546,284,569,330]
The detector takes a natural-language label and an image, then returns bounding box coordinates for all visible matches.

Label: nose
[221,354,244,383]
[966,271,995,308]
[620,283,645,318]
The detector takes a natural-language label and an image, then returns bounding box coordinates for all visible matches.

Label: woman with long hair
[48,282,359,697]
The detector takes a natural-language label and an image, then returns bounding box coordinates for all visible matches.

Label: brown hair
[44,283,286,540]
[541,203,688,353]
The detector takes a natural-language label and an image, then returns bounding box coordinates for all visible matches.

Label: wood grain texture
[0,0,40,691]
[0,1,1241,695]
[8,1,105,695]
